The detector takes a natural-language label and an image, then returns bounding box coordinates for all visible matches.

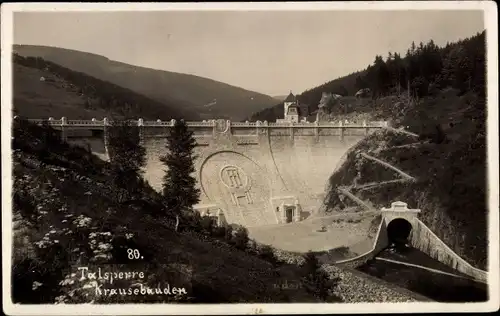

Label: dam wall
[410,219,488,283]
[336,217,389,269]
[26,117,387,227]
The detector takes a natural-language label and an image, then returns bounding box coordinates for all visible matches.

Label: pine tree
[160,119,200,215]
[441,44,473,93]
[301,251,342,302]
[367,55,391,97]
[107,118,146,202]
[337,85,348,97]
[355,76,368,91]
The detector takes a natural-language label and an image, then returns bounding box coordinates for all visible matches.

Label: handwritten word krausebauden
[77,266,188,297]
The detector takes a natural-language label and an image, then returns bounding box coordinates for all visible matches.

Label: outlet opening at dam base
[387,218,413,246]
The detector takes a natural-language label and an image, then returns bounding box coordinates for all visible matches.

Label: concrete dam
[26,117,387,227]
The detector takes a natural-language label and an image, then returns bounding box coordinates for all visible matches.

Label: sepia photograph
[1,1,499,315]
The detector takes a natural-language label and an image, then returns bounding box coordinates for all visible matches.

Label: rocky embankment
[270,248,430,302]
[324,265,429,302]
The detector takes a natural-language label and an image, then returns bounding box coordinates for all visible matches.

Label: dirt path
[352,179,411,192]
[383,126,420,138]
[337,186,374,211]
[360,152,416,181]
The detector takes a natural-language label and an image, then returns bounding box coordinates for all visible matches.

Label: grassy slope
[13,54,200,121]
[322,89,487,270]
[272,95,287,101]
[12,121,317,303]
[13,45,278,121]
[13,63,113,119]
[11,121,426,304]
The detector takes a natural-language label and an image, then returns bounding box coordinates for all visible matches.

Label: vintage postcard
[2,1,499,315]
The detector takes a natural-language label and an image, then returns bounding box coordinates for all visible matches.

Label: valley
[7,13,491,308]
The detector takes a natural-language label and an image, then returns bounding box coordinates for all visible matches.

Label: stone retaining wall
[411,219,488,283]
[335,218,389,269]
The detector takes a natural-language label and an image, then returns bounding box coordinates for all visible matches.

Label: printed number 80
[127,249,142,260]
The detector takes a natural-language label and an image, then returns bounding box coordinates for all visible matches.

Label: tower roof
[284,91,296,103]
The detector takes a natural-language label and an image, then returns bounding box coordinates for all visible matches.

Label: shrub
[258,245,277,265]
[200,216,215,234]
[224,225,234,243]
[245,239,258,255]
[301,251,342,302]
[12,257,62,304]
[232,225,249,251]
[179,210,202,232]
[211,226,227,238]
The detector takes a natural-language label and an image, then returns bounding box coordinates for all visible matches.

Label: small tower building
[278,91,302,123]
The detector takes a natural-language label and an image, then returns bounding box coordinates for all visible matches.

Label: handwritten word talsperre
[78,266,188,297]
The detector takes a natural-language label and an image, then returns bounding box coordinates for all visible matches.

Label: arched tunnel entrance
[387,218,413,246]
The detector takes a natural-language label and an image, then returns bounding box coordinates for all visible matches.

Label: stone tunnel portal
[387,218,413,245]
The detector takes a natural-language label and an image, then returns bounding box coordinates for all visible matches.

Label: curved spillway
[268,135,365,208]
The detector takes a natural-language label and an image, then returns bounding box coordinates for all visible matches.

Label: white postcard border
[2,1,498,314]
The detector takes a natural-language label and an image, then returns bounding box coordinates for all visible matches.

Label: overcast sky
[13,10,485,96]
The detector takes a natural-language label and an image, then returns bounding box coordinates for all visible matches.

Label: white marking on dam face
[200,151,272,226]
[220,165,248,189]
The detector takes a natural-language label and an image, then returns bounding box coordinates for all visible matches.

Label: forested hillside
[251,31,486,122]
[321,31,487,269]
[14,45,278,121]
[13,54,199,120]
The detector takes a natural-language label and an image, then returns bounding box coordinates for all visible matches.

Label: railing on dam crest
[22,117,389,129]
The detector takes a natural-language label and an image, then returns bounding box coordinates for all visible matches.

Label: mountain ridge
[13,54,201,120]
[13,44,278,121]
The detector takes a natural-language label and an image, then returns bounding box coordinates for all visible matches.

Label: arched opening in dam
[387,218,412,245]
